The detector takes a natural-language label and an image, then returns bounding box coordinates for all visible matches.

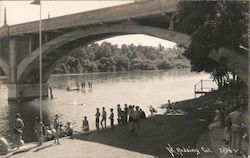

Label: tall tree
[176,1,249,75]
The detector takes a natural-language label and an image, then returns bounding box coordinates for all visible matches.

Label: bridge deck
[0,0,178,38]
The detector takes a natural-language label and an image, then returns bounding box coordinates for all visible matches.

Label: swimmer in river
[76,82,80,91]
[67,84,70,91]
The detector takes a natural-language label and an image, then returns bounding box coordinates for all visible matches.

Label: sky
[0,0,176,48]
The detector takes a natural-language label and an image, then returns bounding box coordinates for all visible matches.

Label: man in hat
[226,105,243,154]
[13,113,24,149]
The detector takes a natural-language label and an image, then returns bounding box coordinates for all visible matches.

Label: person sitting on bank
[44,126,53,141]
[65,122,73,136]
[13,113,24,149]
[166,100,171,113]
[149,105,157,116]
[82,116,89,132]
[59,124,66,138]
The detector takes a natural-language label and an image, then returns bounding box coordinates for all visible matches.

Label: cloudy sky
[0,0,176,48]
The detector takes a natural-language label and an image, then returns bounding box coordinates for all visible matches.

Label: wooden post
[28,36,32,54]
[194,85,196,98]
[201,79,203,93]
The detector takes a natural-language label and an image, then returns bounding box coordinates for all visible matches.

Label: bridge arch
[17,23,192,83]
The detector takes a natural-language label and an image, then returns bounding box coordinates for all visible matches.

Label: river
[0,69,217,142]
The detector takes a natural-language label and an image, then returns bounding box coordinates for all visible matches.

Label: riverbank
[2,90,227,158]
[0,70,215,144]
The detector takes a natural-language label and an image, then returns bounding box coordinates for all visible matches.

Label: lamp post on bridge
[31,0,43,122]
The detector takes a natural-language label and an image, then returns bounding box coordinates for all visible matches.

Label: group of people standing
[11,103,148,150]
[79,81,93,90]
[12,113,73,149]
[67,80,93,91]
[82,104,146,135]
[94,107,115,131]
[208,95,245,155]
[224,97,245,155]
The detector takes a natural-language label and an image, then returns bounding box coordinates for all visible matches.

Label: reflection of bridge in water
[0,0,248,100]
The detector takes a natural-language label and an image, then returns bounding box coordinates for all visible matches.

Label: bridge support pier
[9,38,17,84]
[8,83,48,101]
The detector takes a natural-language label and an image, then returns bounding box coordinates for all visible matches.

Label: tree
[53,42,190,74]
[176,1,248,77]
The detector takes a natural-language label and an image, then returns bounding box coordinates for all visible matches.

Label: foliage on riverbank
[54,42,190,74]
[176,1,248,85]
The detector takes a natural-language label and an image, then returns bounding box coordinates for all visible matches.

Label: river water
[0,69,217,142]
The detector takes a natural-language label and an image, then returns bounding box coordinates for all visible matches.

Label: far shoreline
[50,68,193,77]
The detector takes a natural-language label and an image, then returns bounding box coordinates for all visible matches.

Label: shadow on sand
[72,97,215,158]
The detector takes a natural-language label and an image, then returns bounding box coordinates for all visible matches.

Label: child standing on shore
[133,106,140,136]
[53,114,60,144]
[82,116,89,132]
[109,108,114,131]
[117,104,122,124]
[101,107,107,130]
[95,108,100,132]
[34,117,44,146]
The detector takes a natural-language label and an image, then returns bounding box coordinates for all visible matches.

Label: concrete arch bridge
[0,0,248,100]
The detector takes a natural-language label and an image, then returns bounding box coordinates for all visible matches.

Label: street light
[31,0,42,121]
